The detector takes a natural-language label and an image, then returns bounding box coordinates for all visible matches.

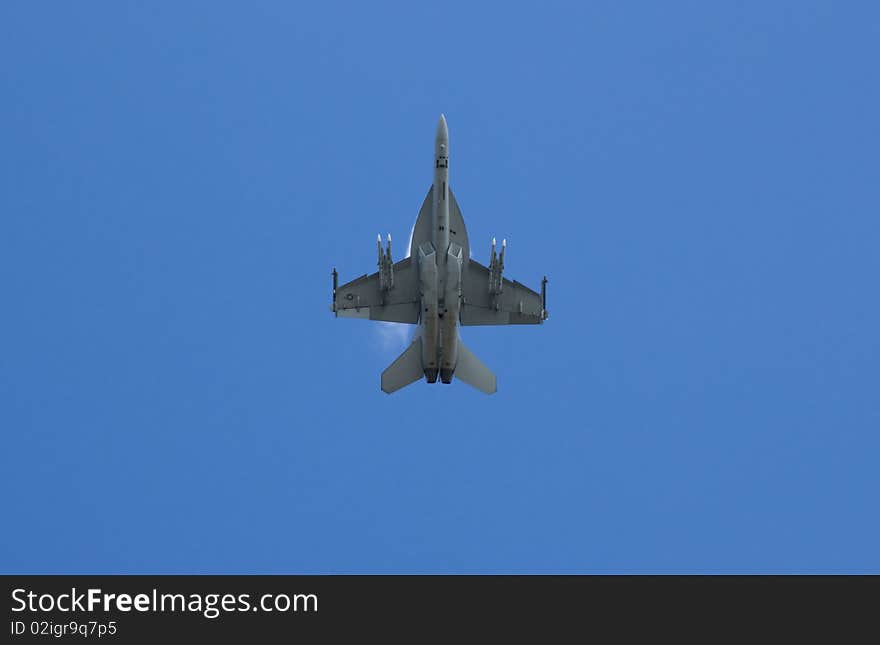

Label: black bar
[4,575,878,641]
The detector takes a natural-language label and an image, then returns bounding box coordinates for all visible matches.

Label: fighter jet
[331,114,548,394]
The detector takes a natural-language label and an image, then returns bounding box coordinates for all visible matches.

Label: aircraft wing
[460,259,546,325]
[333,256,420,324]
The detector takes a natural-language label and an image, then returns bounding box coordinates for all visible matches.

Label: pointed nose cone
[436,113,448,141]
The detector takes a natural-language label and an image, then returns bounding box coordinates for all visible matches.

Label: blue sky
[2,2,878,573]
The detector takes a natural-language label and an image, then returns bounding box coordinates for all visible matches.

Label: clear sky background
[2,2,878,573]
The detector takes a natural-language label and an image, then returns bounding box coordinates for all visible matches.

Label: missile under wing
[332,235,420,324]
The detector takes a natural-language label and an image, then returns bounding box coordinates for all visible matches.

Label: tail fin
[381,337,424,394]
[455,342,497,394]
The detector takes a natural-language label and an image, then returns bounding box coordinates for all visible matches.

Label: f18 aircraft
[331,115,548,394]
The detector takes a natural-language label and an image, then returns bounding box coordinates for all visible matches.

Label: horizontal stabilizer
[381,337,424,394]
[455,342,497,394]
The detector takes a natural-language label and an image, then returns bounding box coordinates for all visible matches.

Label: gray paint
[332,115,548,394]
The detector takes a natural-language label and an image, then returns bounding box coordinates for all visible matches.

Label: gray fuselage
[418,114,463,383]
